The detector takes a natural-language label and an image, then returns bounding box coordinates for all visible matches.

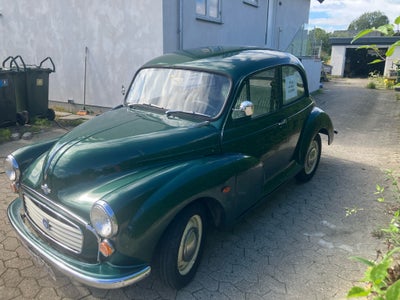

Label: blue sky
[309,0,400,32]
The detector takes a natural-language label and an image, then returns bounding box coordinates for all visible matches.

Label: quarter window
[196,0,222,22]
[282,66,305,105]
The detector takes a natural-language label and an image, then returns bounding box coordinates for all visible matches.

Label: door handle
[278,119,287,126]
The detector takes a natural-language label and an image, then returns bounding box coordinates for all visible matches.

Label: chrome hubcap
[177,215,202,275]
[305,140,319,175]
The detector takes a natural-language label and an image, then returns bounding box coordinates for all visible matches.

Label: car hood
[22,107,220,216]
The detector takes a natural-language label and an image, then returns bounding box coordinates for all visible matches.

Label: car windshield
[126,68,230,118]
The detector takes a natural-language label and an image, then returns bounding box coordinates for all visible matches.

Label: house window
[196,0,222,23]
[243,0,258,7]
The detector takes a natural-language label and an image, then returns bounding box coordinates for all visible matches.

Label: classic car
[5,46,334,290]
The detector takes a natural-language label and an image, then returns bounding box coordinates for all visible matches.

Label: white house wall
[163,0,311,52]
[180,1,268,49]
[273,0,311,51]
[0,1,164,108]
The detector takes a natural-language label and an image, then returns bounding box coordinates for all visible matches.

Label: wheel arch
[296,107,334,164]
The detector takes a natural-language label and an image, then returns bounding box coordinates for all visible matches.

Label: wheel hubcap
[305,140,319,175]
[178,215,202,275]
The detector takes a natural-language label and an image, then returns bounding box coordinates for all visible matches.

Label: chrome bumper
[7,197,151,289]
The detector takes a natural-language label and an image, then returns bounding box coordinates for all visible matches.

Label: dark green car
[5,47,334,290]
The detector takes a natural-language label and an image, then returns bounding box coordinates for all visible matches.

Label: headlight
[4,155,20,182]
[90,200,118,238]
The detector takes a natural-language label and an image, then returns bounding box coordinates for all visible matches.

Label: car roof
[142,46,305,81]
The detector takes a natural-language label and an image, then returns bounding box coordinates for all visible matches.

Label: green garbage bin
[0,68,17,127]
[0,56,28,126]
[25,57,56,120]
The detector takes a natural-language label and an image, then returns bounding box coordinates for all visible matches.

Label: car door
[221,67,295,211]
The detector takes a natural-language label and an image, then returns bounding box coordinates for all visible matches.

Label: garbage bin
[0,56,28,126]
[0,68,17,127]
[25,57,56,120]
[397,67,400,84]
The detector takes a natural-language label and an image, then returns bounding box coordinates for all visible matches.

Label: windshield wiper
[165,110,210,119]
[128,103,164,110]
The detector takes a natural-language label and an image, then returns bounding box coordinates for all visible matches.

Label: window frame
[243,0,259,7]
[231,67,280,120]
[196,0,223,24]
[281,65,306,106]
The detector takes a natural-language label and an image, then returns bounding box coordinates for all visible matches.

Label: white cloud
[310,0,400,32]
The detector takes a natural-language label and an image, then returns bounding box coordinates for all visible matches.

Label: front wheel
[296,133,321,183]
[158,204,206,289]
[157,203,207,289]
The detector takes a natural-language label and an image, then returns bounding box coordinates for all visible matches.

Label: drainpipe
[178,0,183,50]
[265,0,269,46]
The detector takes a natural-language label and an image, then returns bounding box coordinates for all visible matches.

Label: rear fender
[296,107,334,163]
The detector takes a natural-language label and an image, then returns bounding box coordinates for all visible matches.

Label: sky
[309,0,400,32]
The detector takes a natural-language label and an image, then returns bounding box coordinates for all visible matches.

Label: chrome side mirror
[239,100,254,116]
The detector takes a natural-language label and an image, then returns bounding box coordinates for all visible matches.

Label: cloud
[310,0,400,32]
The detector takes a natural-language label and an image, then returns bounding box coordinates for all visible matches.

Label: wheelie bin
[25,57,56,120]
[0,56,28,126]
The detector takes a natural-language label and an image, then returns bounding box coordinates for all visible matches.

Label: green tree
[348,11,390,32]
[309,28,331,62]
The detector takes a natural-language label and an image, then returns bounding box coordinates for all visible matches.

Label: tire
[46,108,56,121]
[157,203,207,289]
[16,111,27,125]
[296,133,321,183]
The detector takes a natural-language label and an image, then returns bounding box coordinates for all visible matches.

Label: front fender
[101,153,260,263]
[10,138,59,173]
[296,107,334,163]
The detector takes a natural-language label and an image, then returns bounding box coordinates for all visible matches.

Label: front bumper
[7,197,151,289]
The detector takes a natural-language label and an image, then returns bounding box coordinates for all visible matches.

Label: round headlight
[90,200,118,238]
[4,155,20,182]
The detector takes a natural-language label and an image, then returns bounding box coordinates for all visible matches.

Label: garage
[330,36,400,78]
[344,47,386,77]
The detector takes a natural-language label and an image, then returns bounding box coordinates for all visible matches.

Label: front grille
[24,194,84,253]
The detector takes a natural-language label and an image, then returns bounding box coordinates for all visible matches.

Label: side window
[282,66,305,105]
[232,68,278,119]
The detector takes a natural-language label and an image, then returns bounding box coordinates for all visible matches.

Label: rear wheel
[296,133,321,182]
[157,203,207,289]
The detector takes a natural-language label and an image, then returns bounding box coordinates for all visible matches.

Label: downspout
[178,0,183,50]
[264,0,269,45]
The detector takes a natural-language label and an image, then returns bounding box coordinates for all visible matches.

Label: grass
[0,114,88,144]
[0,128,11,143]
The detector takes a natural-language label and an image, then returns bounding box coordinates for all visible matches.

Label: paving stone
[0,285,22,300]
[18,278,41,298]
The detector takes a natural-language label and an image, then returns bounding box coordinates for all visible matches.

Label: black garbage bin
[0,56,28,126]
[25,57,56,120]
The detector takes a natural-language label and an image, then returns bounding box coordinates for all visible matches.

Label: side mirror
[239,100,254,117]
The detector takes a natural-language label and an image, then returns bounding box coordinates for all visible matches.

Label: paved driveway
[1,78,399,299]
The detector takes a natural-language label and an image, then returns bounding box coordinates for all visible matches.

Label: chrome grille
[24,195,83,253]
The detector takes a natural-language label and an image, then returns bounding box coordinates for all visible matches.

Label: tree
[348,11,390,32]
[309,28,331,62]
